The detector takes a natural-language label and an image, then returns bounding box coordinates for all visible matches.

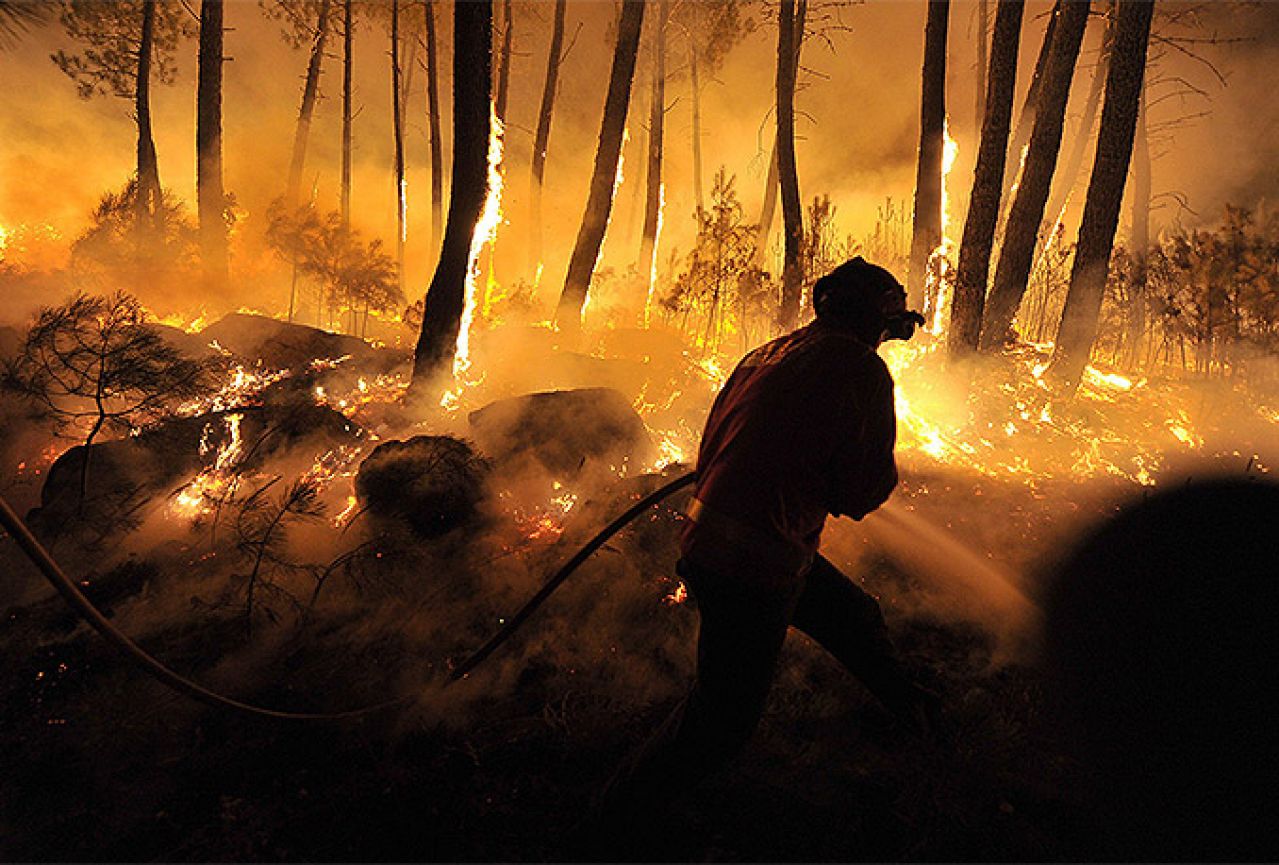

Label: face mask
[882,309,926,342]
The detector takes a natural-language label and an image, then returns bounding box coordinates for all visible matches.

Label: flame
[643,182,666,327]
[170,413,244,518]
[451,105,506,386]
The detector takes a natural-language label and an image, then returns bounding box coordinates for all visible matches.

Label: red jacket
[681,321,898,579]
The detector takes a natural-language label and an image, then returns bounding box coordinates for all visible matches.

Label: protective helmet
[811,257,924,341]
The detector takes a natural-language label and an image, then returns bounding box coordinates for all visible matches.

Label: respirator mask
[882,309,927,342]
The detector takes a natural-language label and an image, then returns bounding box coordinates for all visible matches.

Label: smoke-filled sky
[1,0,1276,319]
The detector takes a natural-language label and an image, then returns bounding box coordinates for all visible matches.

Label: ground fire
[2,0,1278,861]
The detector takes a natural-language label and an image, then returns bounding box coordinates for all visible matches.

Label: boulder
[355,436,490,538]
[198,313,405,374]
[467,388,654,480]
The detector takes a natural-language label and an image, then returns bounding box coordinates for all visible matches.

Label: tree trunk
[527,0,565,280]
[754,0,806,269]
[391,0,406,293]
[197,0,227,287]
[638,0,668,316]
[975,0,989,134]
[340,0,353,226]
[775,0,805,331]
[1125,69,1150,367]
[135,0,161,231]
[906,0,950,309]
[948,0,1024,355]
[553,0,645,334]
[495,0,513,124]
[980,0,1089,350]
[410,0,492,390]
[1050,0,1153,387]
[1043,2,1113,235]
[286,0,331,204]
[689,41,704,217]
[424,0,443,251]
[1000,0,1061,206]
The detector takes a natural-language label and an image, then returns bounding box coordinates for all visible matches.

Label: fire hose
[0,471,697,723]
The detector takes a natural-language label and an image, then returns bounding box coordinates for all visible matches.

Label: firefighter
[591,257,938,844]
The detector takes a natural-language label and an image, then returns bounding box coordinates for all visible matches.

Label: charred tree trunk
[340,0,353,226]
[554,0,645,334]
[754,0,806,269]
[1125,70,1150,367]
[1051,0,1153,386]
[495,0,513,124]
[528,0,566,278]
[410,0,492,390]
[975,0,989,133]
[1042,7,1112,234]
[690,41,704,217]
[775,0,805,331]
[638,0,668,308]
[136,0,161,231]
[391,0,406,292]
[424,0,443,250]
[286,0,331,204]
[1000,0,1061,206]
[197,0,227,286]
[948,0,1024,355]
[906,0,950,310]
[980,0,1089,350]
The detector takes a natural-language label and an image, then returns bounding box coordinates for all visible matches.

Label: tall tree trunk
[495,0,512,124]
[1043,3,1113,235]
[775,0,805,331]
[135,0,161,231]
[391,0,406,293]
[638,0,668,314]
[554,0,646,334]
[1125,70,1150,367]
[689,41,704,217]
[949,0,1024,355]
[975,0,989,134]
[980,0,1089,350]
[197,0,227,286]
[754,0,806,268]
[1050,0,1153,387]
[410,0,492,390]
[527,0,565,280]
[424,0,443,251]
[340,0,353,226]
[906,0,950,309]
[1000,0,1061,206]
[285,0,331,204]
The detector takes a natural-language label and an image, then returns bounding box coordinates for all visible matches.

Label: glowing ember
[662,581,688,606]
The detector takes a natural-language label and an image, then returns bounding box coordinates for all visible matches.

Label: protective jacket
[681,320,898,581]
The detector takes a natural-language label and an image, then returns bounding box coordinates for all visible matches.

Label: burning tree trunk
[285,0,331,204]
[1125,71,1151,367]
[980,0,1089,350]
[528,0,566,279]
[775,0,804,332]
[638,0,668,315]
[197,0,227,287]
[1051,0,1154,388]
[424,0,443,251]
[410,0,492,390]
[975,0,989,133]
[495,0,512,124]
[136,0,161,231]
[1043,4,1114,236]
[1000,0,1061,208]
[754,0,806,269]
[340,0,353,226]
[906,0,950,310]
[948,0,1024,356]
[553,0,645,334]
[391,0,406,292]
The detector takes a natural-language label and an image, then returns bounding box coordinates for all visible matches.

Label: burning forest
[2,0,1278,861]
